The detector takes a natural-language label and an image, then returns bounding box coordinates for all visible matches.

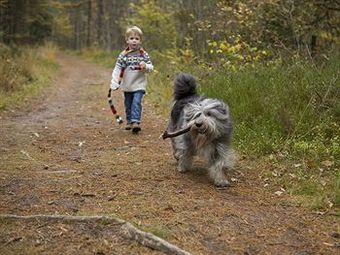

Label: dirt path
[0,53,338,255]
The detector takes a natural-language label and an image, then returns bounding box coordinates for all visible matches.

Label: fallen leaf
[327,200,334,208]
[81,193,96,197]
[274,191,283,196]
[321,160,334,167]
[323,242,337,247]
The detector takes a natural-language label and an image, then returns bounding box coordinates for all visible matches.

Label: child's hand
[139,61,146,70]
[110,83,120,90]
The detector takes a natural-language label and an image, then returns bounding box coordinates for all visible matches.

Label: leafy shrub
[207,35,271,69]
[122,0,177,52]
[198,58,339,161]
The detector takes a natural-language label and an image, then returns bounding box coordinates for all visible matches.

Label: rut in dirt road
[0,53,338,255]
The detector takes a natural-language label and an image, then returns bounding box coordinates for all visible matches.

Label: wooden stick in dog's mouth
[161,126,192,139]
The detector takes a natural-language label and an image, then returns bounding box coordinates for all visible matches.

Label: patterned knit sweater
[110,48,153,92]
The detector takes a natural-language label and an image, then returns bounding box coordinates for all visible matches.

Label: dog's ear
[210,102,230,121]
[218,107,227,115]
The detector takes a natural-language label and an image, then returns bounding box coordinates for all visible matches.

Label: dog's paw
[214,179,230,188]
[177,165,189,173]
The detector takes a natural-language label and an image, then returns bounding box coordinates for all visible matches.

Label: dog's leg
[208,161,230,187]
[171,136,193,172]
[177,150,193,173]
[171,139,181,161]
[208,145,233,187]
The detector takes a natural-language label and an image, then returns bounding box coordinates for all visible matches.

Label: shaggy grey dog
[163,73,234,187]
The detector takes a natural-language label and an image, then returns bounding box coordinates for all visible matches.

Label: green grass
[197,59,340,159]
[0,43,58,110]
[79,47,118,68]
[287,169,339,210]
[142,224,172,239]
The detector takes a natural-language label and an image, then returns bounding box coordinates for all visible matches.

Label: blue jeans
[124,90,145,124]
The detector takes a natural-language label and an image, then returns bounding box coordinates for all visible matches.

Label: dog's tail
[173,73,197,101]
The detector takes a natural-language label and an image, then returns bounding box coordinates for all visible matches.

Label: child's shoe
[125,123,132,130]
[132,123,141,133]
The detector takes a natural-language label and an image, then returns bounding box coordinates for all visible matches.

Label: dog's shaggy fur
[166,73,234,187]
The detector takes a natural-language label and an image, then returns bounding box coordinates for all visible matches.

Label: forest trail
[0,53,338,255]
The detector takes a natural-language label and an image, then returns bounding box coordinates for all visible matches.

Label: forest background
[0,0,339,210]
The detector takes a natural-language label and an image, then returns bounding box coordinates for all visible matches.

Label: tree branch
[122,222,192,255]
[0,214,192,255]
[161,126,192,139]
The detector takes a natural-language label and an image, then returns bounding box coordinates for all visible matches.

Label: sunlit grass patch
[288,170,339,210]
[147,71,173,116]
[259,156,340,210]
[141,224,172,239]
[79,47,118,68]
[0,44,58,110]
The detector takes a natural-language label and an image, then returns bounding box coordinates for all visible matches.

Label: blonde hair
[125,26,143,40]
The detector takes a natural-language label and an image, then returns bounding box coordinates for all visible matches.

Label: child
[110,26,153,133]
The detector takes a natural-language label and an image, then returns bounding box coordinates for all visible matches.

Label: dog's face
[184,98,230,138]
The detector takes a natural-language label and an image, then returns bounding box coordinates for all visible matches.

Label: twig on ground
[0,214,125,224]
[122,222,192,255]
[0,214,192,255]
[3,237,22,247]
[20,150,49,169]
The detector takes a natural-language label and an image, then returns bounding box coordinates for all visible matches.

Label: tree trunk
[86,0,92,48]
[97,0,104,47]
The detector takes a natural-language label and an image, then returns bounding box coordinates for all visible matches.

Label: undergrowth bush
[202,59,339,162]
[0,43,58,110]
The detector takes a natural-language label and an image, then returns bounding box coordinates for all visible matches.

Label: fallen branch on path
[122,222,192,255]
[0,214,192,255]
[0,214,125,224]
[20,150,49,169]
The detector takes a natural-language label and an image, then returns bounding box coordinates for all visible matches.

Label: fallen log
[0,214,125,224]
[122,222,192,255]
[0,214,192,255]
